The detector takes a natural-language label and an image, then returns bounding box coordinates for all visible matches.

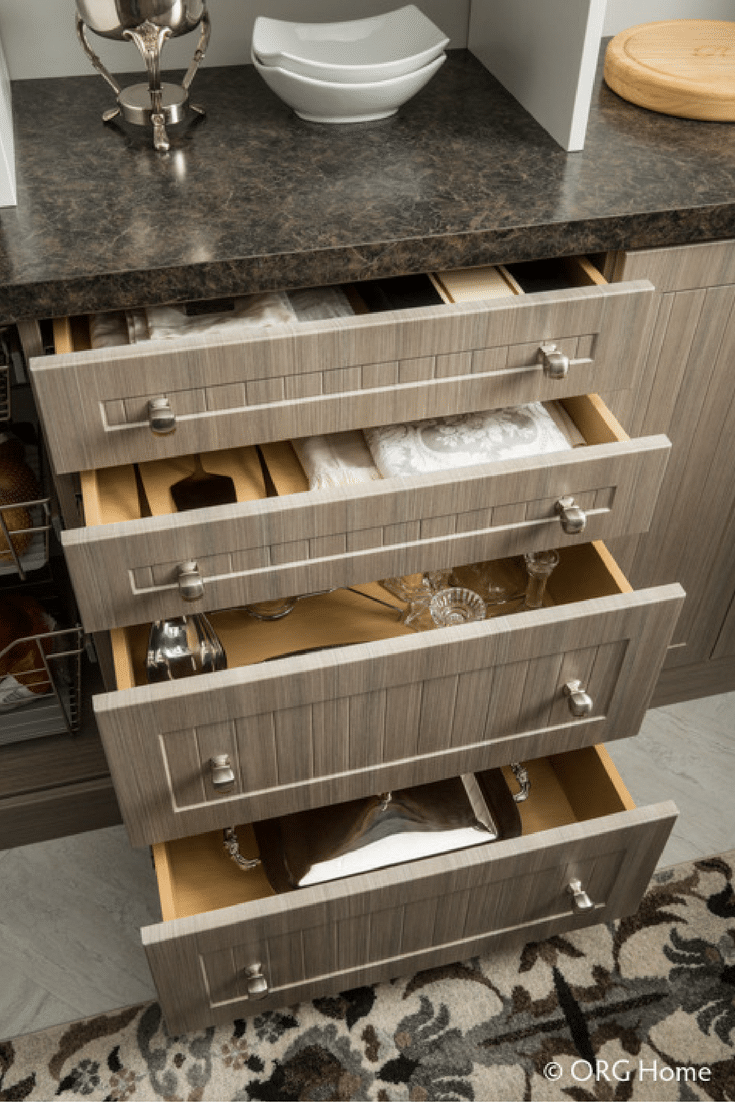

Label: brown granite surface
[0,46,734,323]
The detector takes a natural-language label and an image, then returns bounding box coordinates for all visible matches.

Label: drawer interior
[80,392,629,528]
[59,255,607,357]
[152,743,634,922]
[108,541,631,693]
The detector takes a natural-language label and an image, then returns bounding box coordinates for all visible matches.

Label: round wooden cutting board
[604,20,735,121]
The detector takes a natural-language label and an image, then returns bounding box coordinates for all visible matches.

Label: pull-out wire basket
[0,436,53,582]
[0,622,85,744]
[0,359,9,423]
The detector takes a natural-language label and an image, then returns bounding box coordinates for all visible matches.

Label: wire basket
[0,359,9,423]
[0,622,85,744]
[0,437,53,581]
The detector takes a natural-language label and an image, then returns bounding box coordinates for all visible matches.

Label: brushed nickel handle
[148,396,176,435]
[563,679,593,717]
[537,342,570,380]
[177,560,204,601]
[245,963,269,1000]
[567,878,594,912]
[555,495,587,534]
[210,754,235,791]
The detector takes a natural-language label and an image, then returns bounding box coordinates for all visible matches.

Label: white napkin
[364,402,577,479]
[292,431,382,490]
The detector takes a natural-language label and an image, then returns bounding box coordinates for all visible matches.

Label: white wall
[0,1,468,80]
[0,1,732,79]
[604,0,735,34]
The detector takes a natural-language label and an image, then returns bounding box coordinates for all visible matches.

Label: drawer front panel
[95,583,684,846]
[64,432,670,632]
[142,802,677,1034]
[32,281,654,474]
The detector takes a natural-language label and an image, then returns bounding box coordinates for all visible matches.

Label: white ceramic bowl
[252,6,449,85]
[252,50,445,124]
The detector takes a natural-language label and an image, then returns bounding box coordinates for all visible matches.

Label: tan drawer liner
[31,257,656,475]
[153,744,634,921]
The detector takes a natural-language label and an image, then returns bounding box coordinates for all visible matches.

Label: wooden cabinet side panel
[611,239,735,293]
[616,279,735,667]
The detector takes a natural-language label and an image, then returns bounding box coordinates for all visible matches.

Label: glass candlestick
[521,550,560,610]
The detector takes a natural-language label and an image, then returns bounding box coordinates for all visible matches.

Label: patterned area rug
[2,851,734,1102]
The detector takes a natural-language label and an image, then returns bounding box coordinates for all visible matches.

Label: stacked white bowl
[251,5,449,124]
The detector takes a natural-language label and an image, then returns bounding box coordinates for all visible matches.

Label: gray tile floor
[1,691,734,1043]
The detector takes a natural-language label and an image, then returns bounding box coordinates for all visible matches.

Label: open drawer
[143,744,678,1033]
[62,394,671,632]
[94,542,684,846]
[30,256,656,474]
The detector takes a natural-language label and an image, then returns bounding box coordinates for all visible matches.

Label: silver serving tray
[251,769,522,892]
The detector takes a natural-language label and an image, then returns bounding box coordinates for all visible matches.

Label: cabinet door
[605,242,735,685]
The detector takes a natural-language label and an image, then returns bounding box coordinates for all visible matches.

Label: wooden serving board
[604,20,735,121]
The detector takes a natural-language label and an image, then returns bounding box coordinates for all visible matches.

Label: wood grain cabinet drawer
[94,542,684,847]
[30,257,655,475]
[143,745,677,1034]
[63,394,670,632]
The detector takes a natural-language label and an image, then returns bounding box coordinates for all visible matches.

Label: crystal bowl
[430,587,486,627]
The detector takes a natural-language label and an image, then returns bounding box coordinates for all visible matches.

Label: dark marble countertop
[1,45,734,323]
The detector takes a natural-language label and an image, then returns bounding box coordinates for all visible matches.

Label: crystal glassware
[450,557,527,611]
[521,550,560,610]
[380,570,453,628]
[429,587,486,627]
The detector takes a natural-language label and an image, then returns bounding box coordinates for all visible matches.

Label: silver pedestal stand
[76,9,210,151]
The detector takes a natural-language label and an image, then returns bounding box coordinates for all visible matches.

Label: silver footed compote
[146,613,226,682]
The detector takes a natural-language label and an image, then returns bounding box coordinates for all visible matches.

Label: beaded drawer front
[94,542,684,847]
[31,274,654,474]
[143,747,677,1035]
[64,393,670,632]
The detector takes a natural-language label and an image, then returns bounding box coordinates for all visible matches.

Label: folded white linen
[292,431,382,490]
[287,286,355,321]
[144,291,297,340]
[88,311,130,349]
[90,287,356,349]
[363,402,575,479]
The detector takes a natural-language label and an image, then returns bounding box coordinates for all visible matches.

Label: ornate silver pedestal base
[76,9,210,151]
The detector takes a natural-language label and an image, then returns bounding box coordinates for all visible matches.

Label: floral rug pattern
[2,851,734,1101]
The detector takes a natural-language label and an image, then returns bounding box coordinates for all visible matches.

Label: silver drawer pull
[245,963,269,1000]
[223,827,261,871]
[555,495,587,534]
[563,679,593,717]
[567,878,594,912]
[177,560,204,601]
[510,762,531,802]
[210,754,235,791]
[537,342,570,380]
[148,396,176,435]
